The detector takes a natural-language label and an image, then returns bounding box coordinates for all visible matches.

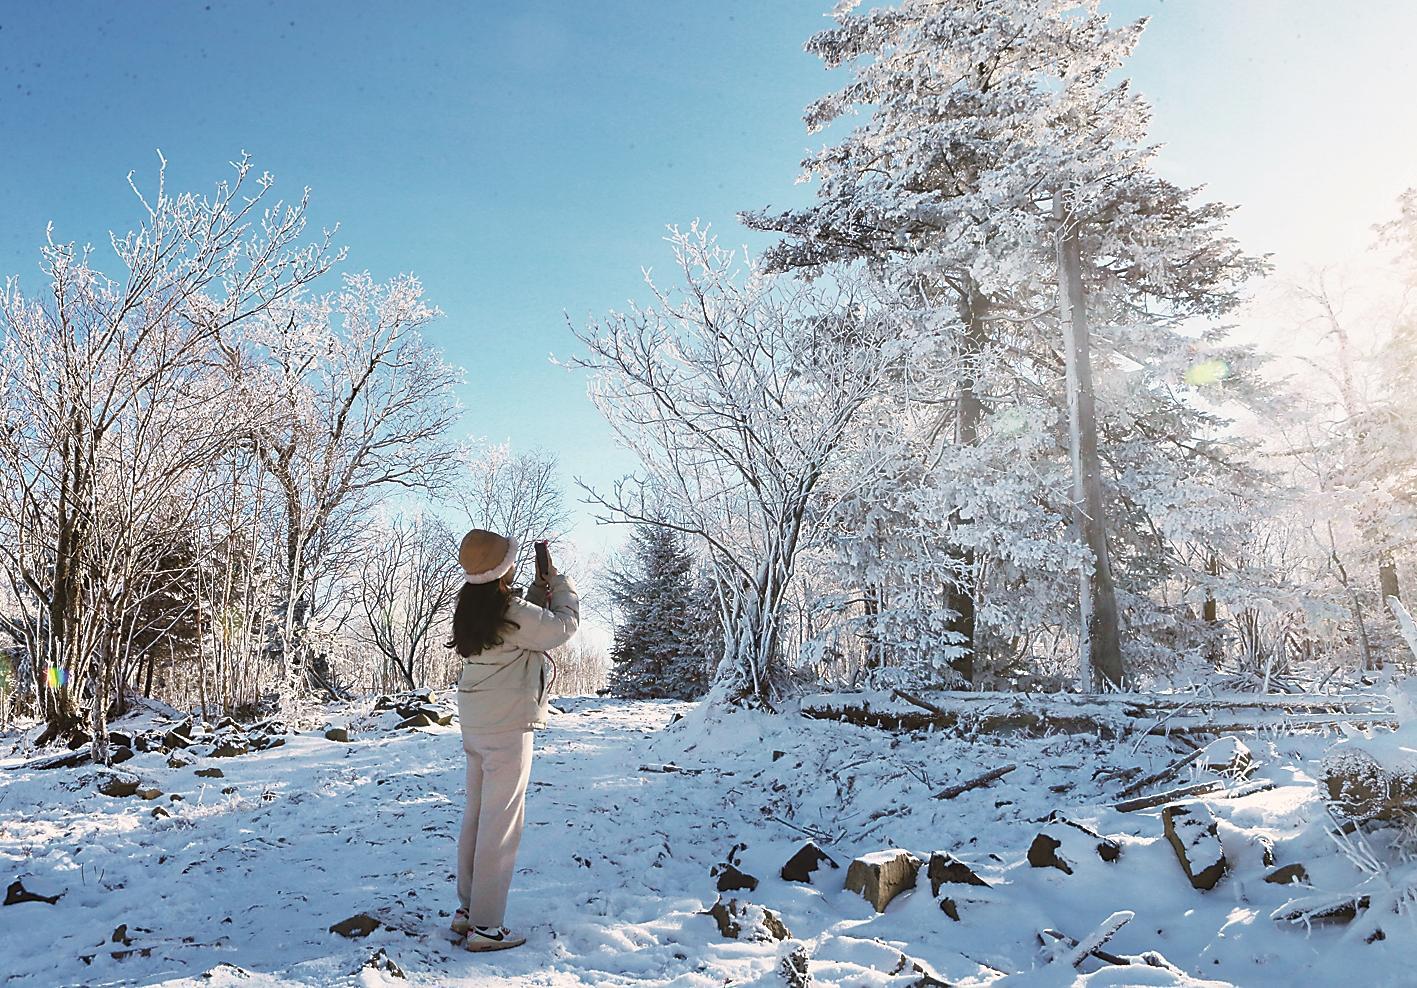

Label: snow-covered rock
[1027,832,1074,875]
[705,896,789,941]
[780,840,838,884]
[926,851,990,893]
[1162,803,1228,890]
[712,861,759,893]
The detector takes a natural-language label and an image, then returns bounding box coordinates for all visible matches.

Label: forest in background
[1,0,1414,757]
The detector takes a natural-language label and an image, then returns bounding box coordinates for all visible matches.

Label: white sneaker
[451,907,470,936]
[462,925,526,952]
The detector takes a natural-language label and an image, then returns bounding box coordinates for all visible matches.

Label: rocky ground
[1,687,1414,986]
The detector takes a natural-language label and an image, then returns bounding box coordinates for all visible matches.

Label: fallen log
[1273,890,1372,925]
[802,690,1395,739]
[1146,715,1398,737]
[1095,765,1143,784]
[1322,747,1417,822]
[4,745,93,771]
[932,764,1017,800]
[804,702,1126,738]
[1126,697,1394,716]
[1114,781,1223,813]
[1225,778,1278,799]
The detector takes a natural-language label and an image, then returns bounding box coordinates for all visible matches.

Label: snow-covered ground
[2,692,1414,986]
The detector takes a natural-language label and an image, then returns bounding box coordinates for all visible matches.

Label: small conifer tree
[608,524,716,700]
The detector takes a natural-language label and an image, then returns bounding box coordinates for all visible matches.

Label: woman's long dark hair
[449,580,520,657]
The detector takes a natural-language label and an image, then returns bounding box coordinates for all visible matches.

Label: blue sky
[1,0,1413,558]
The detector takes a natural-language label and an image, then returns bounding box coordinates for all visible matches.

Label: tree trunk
[717,503,808,708]
[1055,195,1125,690]
[863,583,882,670]
[279,516,313,712]
[1353,592,1378,672]
[1380,553,1401,605]
[142,648,156,698]
[90,631,112,766]
[1203,550,1223,665]
[942,283,989,686]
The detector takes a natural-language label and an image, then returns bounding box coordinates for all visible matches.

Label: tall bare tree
[0,154,336,754]
[575,226,907,706]
[453,443,569,575]
[358,513,459,690]
[241,273,461,708]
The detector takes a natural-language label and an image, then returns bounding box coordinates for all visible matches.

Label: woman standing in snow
[448,528,579,952]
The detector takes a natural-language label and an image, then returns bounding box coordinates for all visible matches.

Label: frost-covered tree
[576,225,911,705]
[0,155,335,754]
[1270,198,1417,672]
[744,0,1267,687]
[240,273,461,708]
[453,443,569,576]
[1372,191,1417,608]
[608,523,715,700]
[357,513,459,691]
[0,158,481,736]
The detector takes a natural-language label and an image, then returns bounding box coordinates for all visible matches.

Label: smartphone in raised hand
[534,540,550,583]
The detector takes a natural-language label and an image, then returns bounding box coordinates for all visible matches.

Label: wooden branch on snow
[1057,911,1134,968]
[1094,765,1143,784]
[1113,781,1223,813]
[638,763,705,775]
[804,701,1124,737]
[766,814,835,843]
[932,763,1017,800]
[1126,696,1393,716]
[1039,927,1129,967]
[1224,778,1277,799]
[1066,911,1133,968]
[1116,747,1206,798]
[891,688,952,718]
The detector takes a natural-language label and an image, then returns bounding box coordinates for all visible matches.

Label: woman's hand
[533,545,558,591]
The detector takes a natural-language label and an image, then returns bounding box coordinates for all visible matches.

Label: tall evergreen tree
[608,524,716,700]
[744,0,1270,687]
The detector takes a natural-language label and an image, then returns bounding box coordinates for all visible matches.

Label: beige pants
[456,728,534,927]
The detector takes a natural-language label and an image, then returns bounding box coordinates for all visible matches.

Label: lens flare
[45,666,68,689]
[1184,358,1231,387]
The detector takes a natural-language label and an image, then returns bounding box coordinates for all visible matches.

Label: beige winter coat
[455,574,579,733]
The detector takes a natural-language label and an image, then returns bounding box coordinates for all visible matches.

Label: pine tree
[743,0,1270,687]
[608,524,717,700]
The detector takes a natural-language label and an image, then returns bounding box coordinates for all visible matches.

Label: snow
[3,693,1416,986]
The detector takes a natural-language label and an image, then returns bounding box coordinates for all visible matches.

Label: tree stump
[844,849,920,912]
